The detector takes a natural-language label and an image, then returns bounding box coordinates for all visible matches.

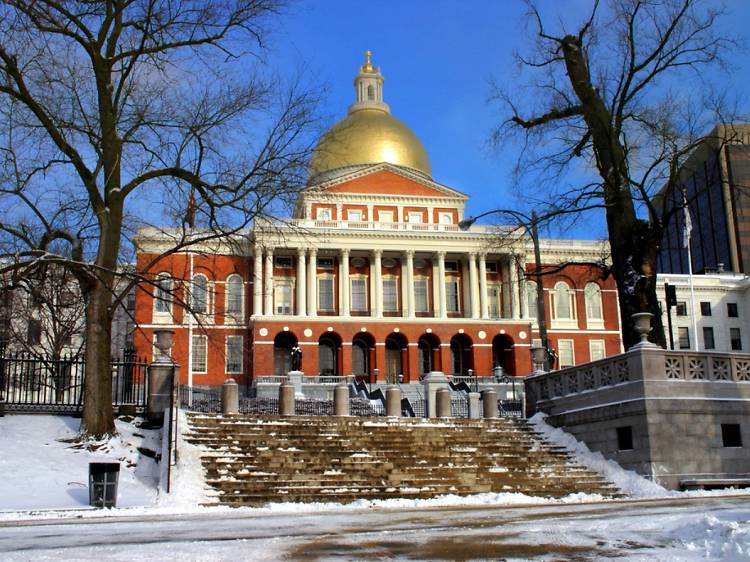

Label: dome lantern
[309,50,432,182]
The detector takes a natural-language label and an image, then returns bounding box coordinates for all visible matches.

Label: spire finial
[361,49,376,73]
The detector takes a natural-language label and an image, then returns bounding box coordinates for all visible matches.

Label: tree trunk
[82,279,115,437]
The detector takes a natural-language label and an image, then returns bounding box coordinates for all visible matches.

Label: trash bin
[89,462,120,508]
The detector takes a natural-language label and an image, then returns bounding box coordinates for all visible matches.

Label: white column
[510,256,520,319]
[304,202,312,219]
[340,248,350,317]
[367,204,374,222]
[518,256,528,319]
[479,253,489,320]
[405,250,415,318]
[502,259,511,318]
[296,249,306,316]
[437,251,447,318]
[335,202,343,221]
[307,249,317,317]
[468,253,479,319]
[253,246,263,316]
[372,249,383,318]
[264,250,274,316]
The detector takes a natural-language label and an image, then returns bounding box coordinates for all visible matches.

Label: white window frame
[153,272,173,321]
[589,340,606,362]
[551,281,576,328]
[408,211,423,224]
[438,212,453,225]
[191,335,208,374]
[274,278,294,315]
[191,274,211,318]
[488,283,501,319]
[584,283,604,329]
[378,210,394,223]
[318,274,335,312]
[382,275,399,312]
[558,339,575,368]
[225,335,243,374]
[225,274,244,321]
[316,207,331,220]
[526,281,538,323]
[347,209,363,222]
[414,276,430,313]
[445,278,461,313]
[350,275,368,313]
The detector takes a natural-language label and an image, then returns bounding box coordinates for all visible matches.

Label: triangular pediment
[305,163,468,200]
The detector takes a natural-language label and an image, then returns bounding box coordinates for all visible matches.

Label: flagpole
[683,193,699,351]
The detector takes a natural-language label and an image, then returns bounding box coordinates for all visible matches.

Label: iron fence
[0,350,148,413]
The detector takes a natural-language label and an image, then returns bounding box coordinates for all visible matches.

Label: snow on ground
[0,415,160,512]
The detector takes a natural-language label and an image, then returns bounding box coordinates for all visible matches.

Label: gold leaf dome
[309,51,432,182]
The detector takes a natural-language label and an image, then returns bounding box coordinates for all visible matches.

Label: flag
[682,193,692,249]
[186,188,196,228]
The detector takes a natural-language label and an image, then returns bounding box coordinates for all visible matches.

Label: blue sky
[269,0,750,239]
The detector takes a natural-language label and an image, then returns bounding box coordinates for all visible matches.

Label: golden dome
[309,51,431,182]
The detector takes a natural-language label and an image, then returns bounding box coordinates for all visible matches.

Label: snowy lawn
[0,415,160,512]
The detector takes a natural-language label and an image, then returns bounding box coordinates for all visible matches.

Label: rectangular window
[383,278,398,312]
[126,291,136,311]
[700,301,712,316]
[191,335,207,374]
[408,212,423,224]
[678,327,690,349]
[558,340,575,368]
[27,319,42,346]
[274,282,293,315]
[445,279,460,313]
[488,284,501,318]
[445,261,458,272]
[225,336,243,374]
[731,328,742,350]
[414,278,429,313]
[589,340,606,361]
[351,278,368,312]
[721,424,742,447]
[318,258,334,269]
[318,277,334,311]
[315,208,331,220]
[728,302,739,317]
[347,209,362,222]
[485,262,498,273]
[616,426,633,451]
[703,327,715,350]
[275,256,293,269]
[155,276,172,313]
[676,302,687,316]
[378,210,393,223]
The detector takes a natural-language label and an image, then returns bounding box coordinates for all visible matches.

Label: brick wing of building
[133,52,622,389]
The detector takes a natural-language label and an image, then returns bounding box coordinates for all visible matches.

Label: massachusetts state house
[133,52,622,388]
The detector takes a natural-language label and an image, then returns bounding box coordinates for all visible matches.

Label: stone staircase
[185,414,622,506]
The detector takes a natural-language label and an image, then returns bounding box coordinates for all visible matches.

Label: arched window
[192,274,208,314]
[154,273,172,313]
[584,283,603,322]
[418,339,431,375]
[552,281,574,320]
[526,281,538,320]
[352,340,368,375]
[318,334,339,376]
[226,275,243,316]
[367,84,375,101]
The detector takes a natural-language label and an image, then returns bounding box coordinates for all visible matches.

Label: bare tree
[0,1,320,437]
[493,0,742,349]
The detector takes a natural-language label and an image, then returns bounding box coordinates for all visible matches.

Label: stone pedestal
[147,362,177,425]
[279,382,295,416]
[334,384,350,416]
[386,386,401,417]
[287,370,305,398]
[468,392,481,419]
[482,389,498,419]
[222,378,239,415]
[422,371,450,418]
[436,387,451,418]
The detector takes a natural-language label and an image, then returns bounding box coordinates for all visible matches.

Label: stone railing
[524,347,750,417]
[267,218,463,233]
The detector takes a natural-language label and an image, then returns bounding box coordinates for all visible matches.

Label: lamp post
[458,209,551,371]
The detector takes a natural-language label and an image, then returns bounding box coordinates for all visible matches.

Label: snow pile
[528,412,667,497]
[676,512,750,559]
[0,415,160,512]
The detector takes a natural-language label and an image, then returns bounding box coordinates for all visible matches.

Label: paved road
[1,495,748,561]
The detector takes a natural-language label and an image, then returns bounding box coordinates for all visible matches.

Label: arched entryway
[352,332,375,381]
[449,333,474,376]
[384,332,408,383]
[318,332,342,376]
[492,334,516,376]
[273,331,298,375]
[417,333,441,377]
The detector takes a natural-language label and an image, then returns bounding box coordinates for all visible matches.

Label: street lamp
[458,209,551,371]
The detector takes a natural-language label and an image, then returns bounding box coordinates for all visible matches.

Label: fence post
[386,386,401,417]
[222,378,239,415]
[279,382,295,416]
[436,387,451,418]
[482,389,498,419]
[147,362,177,425]
[334,383,350,416]
[468,392,481,419]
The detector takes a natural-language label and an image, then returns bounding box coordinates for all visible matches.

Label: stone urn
[530,344,547,373]
[153,329,175,363]
[631,312,654,345]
